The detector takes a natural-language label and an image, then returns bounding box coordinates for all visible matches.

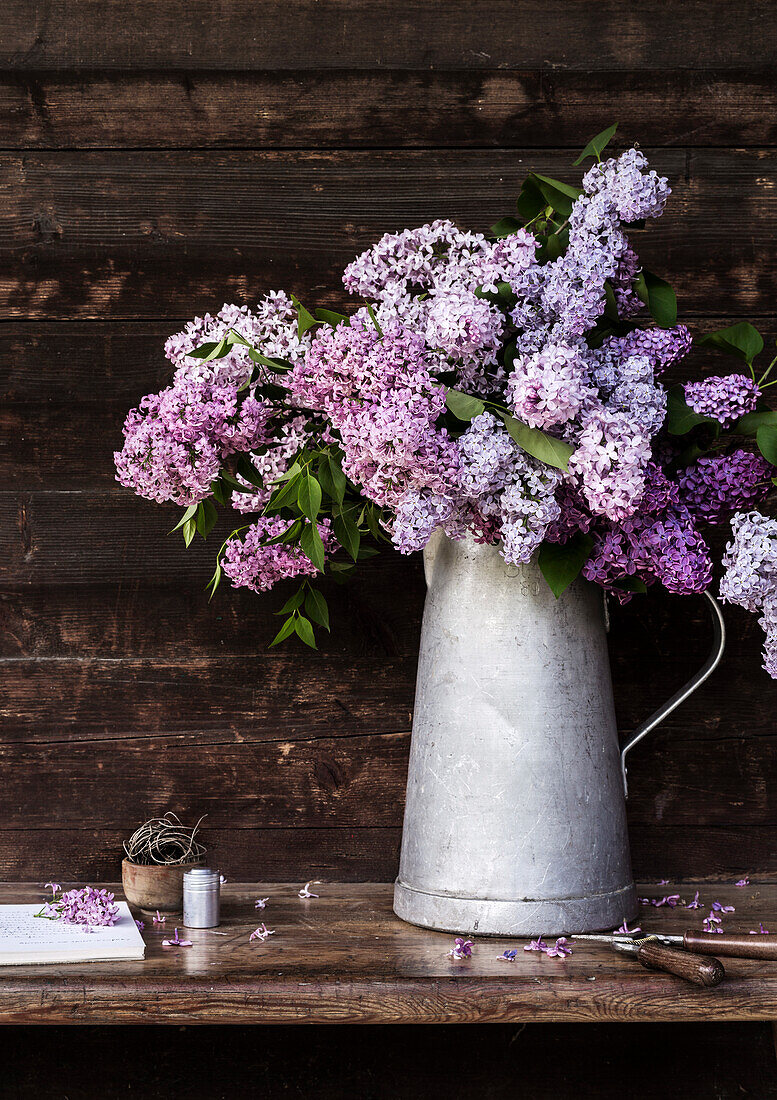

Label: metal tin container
[393,531,724,937]
[183,867,221,928]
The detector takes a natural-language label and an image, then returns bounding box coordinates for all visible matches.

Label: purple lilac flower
[135,919,145,931]
[678,451,771,526]
[298,881,320,899]
[497,949,518,961]
[750,923,770,934]
[222,516,336,594]
[255,898,270,910]
[390,489,456,555]
[499,463,563,566]
[153,910,165,925]
[735,877,750,887]
[616,920,642,934]
[546,937,572,959]
[702,916,723,934]
[506,342,596,430]
[684,374,760,428]
[710,901,735,914]
[447,937,474,960]
[720,512,777,678]
[611,325,692,375]
[524,937,548,953]
[40,886,120,927]
[651,895,681,908]
[685,891,702,910]
[162,928,193,947]
[45,882,60,898]
[166,293,310,388]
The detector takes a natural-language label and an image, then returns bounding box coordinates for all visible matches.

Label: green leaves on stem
[633,270,677,328]
[444,387,573,472]
[270,580,330,649]
[699,322,763,365]
[573,123,619,166]
[538,533,594,598]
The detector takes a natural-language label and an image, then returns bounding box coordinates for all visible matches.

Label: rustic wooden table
[1,882,776,1025]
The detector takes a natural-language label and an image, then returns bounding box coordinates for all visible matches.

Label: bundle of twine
[123,812,207,866]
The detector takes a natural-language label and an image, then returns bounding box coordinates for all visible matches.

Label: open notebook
[0,902,146,965]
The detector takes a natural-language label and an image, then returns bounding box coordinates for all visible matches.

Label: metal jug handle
[619,591,726,796]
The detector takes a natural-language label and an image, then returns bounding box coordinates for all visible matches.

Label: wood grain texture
[0,882,775,1024]
[2,149,777,318]
[2,70,776,149]
[1,2,775,72]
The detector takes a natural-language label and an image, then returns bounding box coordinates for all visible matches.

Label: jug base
[393,879,638,937]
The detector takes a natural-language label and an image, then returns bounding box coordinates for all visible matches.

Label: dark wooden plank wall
[2,1,777,883]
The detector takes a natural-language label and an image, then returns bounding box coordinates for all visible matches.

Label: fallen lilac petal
[702,916,724,934]
[546,937,572,959]
[447,937,474,960]
[735,878,750,887]
[523,937,548,953]
[220,875,227,885]
[651,895,681,908]
[658,879,670,885]
[135,919,145,931]
[162,928,192,947]
[749,923,770,935]
[710,901,735,914]
[637,897,650,905]
[616,920,642,935]
[254,897,270,910]
[249,923,276,942]
[152,910,166,924]
[684,891,702,910]
[298,880,320,899]
[497,949,518,961]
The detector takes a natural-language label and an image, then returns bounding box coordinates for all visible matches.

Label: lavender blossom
[546,937,573,958]
[39,886,120,928]
[222,516,337,594]
[506,342,596,430]
[447,937,474,960]
[678,451,771,525]
[684,373,760,427]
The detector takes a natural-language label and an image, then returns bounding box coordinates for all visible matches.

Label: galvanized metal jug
[394,530,725,937]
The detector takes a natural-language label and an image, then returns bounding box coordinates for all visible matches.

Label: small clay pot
[121,857,205,915]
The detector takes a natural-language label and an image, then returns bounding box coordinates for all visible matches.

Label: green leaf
[236,454,266,489]
[248,349,293,373]
[497,411,573,471]
[196,499,218,539]
[169,502,199,535]
[699,322,764,364]
[205,559,223,601]
[333,510,361,561]
[291,294,318,338]
[266,472,301,511]
[634,270,677,328]
[732,409,777,436]
[603,281,619,321]
[276,586,306,615]
[516,177,547,223]
[665,385,716,435]
[294,615,317,649]
[187,337,232,362]
[530,172,583,218]
[314,308,348,328]
[491,216,523,238]
[573,123,619,166]
[269,616,296,648]
[300,523,325,572]
[305,588,330,631]
[757,424,777,466]
[182,516,197,548]
[445,388,486,421]
[613,576,648,595]
[365,303,383,336]
[543,228,568,262]
[264,518,303,546]
[298,472,322,522]
[327,455,347,503]
[538,534,594,598]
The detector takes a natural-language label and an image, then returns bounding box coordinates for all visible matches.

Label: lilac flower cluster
[684,374,760,427]
[506,342,596,430]
[678,451,771,525]
[115,380,272,506]
[40,886,120,928]
[222,515,337,593]
[721,512,777,676]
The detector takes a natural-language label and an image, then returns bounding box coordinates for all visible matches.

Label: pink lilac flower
[703,916,723,933]
[45,882,60,898]
[546,937,572,958]
[735,877,750,887]
[658,879,670,885]
[135,920,145,931]
[298,881,320,899]
[506,342,596,430]
[222,516,337,594]
[750,923,770,934]
[524,937,549,952]
[685,891,702,910]
[447,938,474,960]
[710,901,735,914]
[153,910,165,924]
[616,920,642,934]
[162,928,193,947]
[651,895,681,908]
[249,923,275,942]
[684,374,760,427]
[569,409,652,521]
[254,898,270,910]
[678,452,771,526]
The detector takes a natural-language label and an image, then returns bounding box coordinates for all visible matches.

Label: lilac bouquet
[115,126,777,667]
